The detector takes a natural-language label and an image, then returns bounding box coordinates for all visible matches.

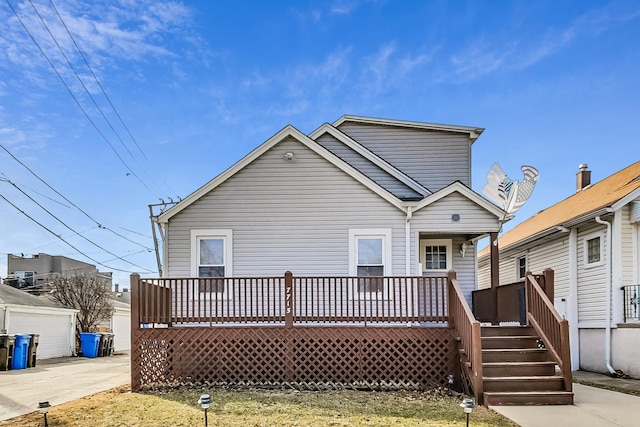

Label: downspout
[595,215,616,376]
[405,207,413,276]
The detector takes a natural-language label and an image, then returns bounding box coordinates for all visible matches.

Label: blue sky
[1,0,639,288]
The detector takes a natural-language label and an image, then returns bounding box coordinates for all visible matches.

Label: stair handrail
[447,271,484,404]
[525,271,573,391]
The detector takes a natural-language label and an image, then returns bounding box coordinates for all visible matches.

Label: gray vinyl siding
[165,136,407,277]
[336,122,471,191]
[314,133,423,200]
[410,193,500,302]
[577,224,608,324]
[411,192,500,233]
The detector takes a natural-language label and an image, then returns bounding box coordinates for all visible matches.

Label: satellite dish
[482,162,539,215]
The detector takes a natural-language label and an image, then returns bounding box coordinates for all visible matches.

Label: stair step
[483,375,565,392]
[483,361,556,377]
[481,326,535,337]
[481,335,540,349]
[484,391,574,406]
[483,348,551,362]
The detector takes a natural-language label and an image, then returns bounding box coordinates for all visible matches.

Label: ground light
[38,401,51,427]
[198,394,212,426]
[460,397,474,427]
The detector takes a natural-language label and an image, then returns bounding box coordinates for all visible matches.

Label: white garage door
[9,311,73,359]
[112,312,130,352]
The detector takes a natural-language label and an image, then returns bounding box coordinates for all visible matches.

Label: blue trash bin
[12,334,31,369]
[79,332,101,358]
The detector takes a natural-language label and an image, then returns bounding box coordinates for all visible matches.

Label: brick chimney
[576,164,591,192]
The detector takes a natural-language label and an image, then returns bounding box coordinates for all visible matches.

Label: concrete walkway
[0,352,130,421]
[491,371,640,427]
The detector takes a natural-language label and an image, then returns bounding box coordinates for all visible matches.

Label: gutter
[595,215,617,376]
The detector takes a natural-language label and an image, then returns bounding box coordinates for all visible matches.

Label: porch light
[198,394,212,426]
[38,401,51,427]
[460,397,474,427]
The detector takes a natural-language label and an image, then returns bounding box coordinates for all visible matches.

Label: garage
[1,285,77,360]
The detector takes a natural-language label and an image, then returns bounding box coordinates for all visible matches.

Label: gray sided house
[154,115,506,300]
[478,162,640,377]
[134,116,575,405]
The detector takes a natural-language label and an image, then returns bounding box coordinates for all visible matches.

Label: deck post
[284,271,293,328]
[130,273,140,392]
[542,268,554,301]
[489,232,499,324]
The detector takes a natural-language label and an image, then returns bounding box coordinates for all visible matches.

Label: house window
[191,230,232,293]
[583,232,603,267]
[517,255,527,280]
[420,239,452,272]
[349,229,392,293]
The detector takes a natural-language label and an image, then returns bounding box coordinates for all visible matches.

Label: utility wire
[0,142,152,251]
[0,192,139,273]
[48,0,177,198]
[5,0,156,196]
[1,176,154,272]
[32,0,174,199]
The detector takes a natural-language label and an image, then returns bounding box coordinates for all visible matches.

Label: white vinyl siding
[577,225,608,324]
[336,122,471,191]
[167,137,406,277]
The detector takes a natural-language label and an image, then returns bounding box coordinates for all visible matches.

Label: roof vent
[576,164,591,192]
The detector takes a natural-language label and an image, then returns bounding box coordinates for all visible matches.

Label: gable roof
[0,284,72,310]
[413,181,509,219]
[309,123,431,199]
[481,161,640,255]
[157,124,407,223]
[333,115,484,142]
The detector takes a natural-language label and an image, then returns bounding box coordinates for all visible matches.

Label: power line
[32,0,176,199]
[0,191,140,273]
[5,0,157,196]
[0,143,152,252]
[1,176,154,273]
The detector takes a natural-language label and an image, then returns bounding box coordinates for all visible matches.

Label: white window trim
[516,254,528,280]
[348,229,392,277]
[582,231,604,269]
[190,229,233,277]
[419,239,452,273]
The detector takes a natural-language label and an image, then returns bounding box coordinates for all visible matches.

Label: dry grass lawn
[0,385,518,427]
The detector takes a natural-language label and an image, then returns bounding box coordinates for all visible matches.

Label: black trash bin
[0,334,16,371]
[27,334,39,367]
[98,333,114,356]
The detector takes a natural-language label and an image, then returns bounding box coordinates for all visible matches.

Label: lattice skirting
[131,326,458,391]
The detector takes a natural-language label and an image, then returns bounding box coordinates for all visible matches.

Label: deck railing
[447,271,483,403]
[525,271,572,391]
[621,284,640,323]
[131,272,448,327]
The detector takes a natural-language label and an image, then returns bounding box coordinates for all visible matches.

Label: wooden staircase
[481,325,574,405]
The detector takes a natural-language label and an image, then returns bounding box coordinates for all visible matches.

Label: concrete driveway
[0,352,130,421]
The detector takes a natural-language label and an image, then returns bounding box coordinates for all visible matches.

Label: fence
[130,272,456,391]
[133,273,449,327]
[621,285,640,322]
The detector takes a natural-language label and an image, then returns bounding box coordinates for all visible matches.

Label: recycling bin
[12,334,31,369]
[0,334,16,371]
[27,334,39,367]
[79,332,101,358]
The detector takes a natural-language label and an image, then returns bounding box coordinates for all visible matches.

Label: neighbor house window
[517,255,527,280]
[191,230,232,293]
[583,232,603,268]
[420,239,452,272]
[349,229,392,293]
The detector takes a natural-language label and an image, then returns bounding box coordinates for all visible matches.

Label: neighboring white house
[152,115,508,302]
[0,284,78,359]
[478,162,640,377]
